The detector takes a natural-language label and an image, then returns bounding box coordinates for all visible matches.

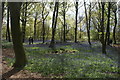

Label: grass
[24,44,119,78]
[2,41,120,78]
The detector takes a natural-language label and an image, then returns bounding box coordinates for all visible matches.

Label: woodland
[1,0,120,79]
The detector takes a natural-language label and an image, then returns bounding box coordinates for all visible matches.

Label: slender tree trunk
[105,2,111,45]
[46,26,49,40]
[34,12,37,40]
[75,1,78,43]
[88,3,91,45]
[113,10,117,44]
[80,25,82,39]
[9,2,27,68]
[101,2,106,54]
[6,30,7,40]
[49,2,57,48]
[49,2,59,48]
[42,3,45,43]
[42,19,45,43]
[6,6,11,42]
[22,2,27,43]
[60,28,63,42]
[42,4,45,43]
[63,2,66,42]
[84,1,91,45]
[41,3,49,43]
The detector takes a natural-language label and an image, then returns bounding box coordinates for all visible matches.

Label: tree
[49,2,59,48]
[8,2,27,68]
[78,16,84,39]
[2,2,5,22]
[112,3,117,44]
[61,2,70,42]
[88,2,92,44]
[101,2,106,54]
[105,2,111,45]
[6,4,11,42]
[75,0,78,43]
[33,12,38,40]
[0,2,3,44]
[41,3,49,43]
[63,2,66,42]
[29,4,42,40]
[21,2,28,42]
[84,0,91,45]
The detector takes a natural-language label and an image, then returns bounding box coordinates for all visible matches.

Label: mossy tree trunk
[8,2,27,68]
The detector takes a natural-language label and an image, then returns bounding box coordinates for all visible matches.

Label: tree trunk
[105,2,111,45]
[0,3,2,49]
[84,1,91,45]
[42,4,45,43]
[63,2,66,42]
[1,2,4,42]
[42,20,45,43]
[6,5,11,42]
[80,25,82,39]
[49,2,57,48]
[0,3,2,47]
[34,12,37,40]
[46,25,49,40]
[88,3,91,45]
[113,10,117,44]
[60,28,63,42]
[9,2,27,68]
[101,2,106,54]
[41,3,49,43]
[49,2,59,48]
[2,2,4,22]
[22,2,27,43]
[75,1,78,43]
[6,29,7,41]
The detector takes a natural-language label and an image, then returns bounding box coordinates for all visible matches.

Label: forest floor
[1,41,120,79]
[2,48,45,79]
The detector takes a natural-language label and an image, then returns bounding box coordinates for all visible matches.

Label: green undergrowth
[4,57,15,66]
[3,41,120,78]
[2,40,13,48]
[24,45,119,78]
